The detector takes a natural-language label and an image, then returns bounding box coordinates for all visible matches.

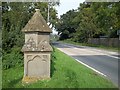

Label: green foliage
[2,48,116,88]
[2,2,59,70]
[2,2,33,51]
[56,9,78,40]
[2,47,23,70]
[2,2,59,52]
[56,2,119,42]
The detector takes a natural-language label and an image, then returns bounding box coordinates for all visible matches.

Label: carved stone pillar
[21,9,52,83]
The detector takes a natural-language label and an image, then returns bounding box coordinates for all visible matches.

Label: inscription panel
[27,55,48,77]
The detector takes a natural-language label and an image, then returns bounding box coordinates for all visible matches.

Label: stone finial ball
[35,9,40,12]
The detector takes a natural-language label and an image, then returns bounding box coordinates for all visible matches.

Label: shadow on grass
[7,76,23,88]
[50,46,56,77]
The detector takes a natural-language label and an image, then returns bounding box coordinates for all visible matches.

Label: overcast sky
[55,0,85,18]
[52,0,85,34]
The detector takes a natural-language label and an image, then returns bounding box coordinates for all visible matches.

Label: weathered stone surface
[22,37,52,52]
[24,52,51,78]
[22,9,52,33]
[21,9,52,83]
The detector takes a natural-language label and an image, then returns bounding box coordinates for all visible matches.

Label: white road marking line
[75,59,107,77]
[105,54,119,59]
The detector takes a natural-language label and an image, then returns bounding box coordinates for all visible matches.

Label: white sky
[55,0,85,18]
[52,0,84,34]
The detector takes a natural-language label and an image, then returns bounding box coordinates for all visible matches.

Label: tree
[2,2,59,69]
[56,9,78,40]
[2,2,59,52]
[56,2,119,42]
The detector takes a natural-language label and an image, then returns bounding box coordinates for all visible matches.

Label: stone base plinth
[22,76,50,84]
[23,52,51,79]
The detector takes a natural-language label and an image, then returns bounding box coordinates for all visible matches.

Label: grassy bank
[2,48,116,88]
[0,57,2,89]
[61,39,119,52]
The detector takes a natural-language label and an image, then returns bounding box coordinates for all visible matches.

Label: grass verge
[0,57,2,89]
[2,48,116,88]
[61,39,119,52]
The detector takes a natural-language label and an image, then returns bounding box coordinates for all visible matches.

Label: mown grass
[2,48,116,88]
[61,39,119,52]
[0,57,2,89]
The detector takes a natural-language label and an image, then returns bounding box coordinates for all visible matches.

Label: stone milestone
[21,9,52,83]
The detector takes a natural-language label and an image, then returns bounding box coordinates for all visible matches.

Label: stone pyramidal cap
[22,9,52,33]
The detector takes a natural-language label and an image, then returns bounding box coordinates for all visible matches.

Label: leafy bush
[2,47,23,70]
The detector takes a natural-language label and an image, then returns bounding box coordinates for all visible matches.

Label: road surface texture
[53,42,119,87]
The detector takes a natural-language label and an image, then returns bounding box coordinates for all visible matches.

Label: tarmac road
[53,42,119,87]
